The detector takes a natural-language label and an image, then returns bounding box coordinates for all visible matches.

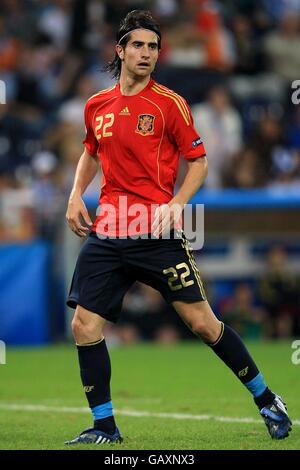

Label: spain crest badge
[135,114,155,136]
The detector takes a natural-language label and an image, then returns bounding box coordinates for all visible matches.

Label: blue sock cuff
[245,372,267,398]
[91,400,113,420]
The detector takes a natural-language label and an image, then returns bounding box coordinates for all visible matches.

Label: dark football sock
[94,416,116,434]
[208,323,275,405]
[77,338,116,433]
[254,387,276,410]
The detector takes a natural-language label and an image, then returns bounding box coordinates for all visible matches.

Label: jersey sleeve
[167,96,206,160]
[83,100,98,156]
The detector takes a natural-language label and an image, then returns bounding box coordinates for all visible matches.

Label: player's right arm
[66,148,98,237]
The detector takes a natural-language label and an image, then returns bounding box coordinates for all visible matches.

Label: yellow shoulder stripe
[152,84,190,126]
[152,84,190,125]
[87,85,116,102]
[153,84,190,119]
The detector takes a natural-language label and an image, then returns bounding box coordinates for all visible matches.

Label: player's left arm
[152,157,207,237]
[152,95,207,237]
[172,156,208,206]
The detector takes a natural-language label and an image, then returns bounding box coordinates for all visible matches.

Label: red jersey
[83,78,206,236]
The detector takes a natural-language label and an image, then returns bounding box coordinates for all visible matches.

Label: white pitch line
[0,403,299,426]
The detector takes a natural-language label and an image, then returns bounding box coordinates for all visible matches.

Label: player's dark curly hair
[105,10,161,79]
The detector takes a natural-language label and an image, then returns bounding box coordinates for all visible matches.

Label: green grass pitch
[0,341,299,450]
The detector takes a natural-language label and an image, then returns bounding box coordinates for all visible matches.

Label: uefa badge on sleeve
[192,137,203,148]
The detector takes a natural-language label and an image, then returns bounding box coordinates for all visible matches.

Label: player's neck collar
[116,77,154,97]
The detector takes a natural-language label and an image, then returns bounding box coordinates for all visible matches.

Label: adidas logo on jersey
[119,107,130,115]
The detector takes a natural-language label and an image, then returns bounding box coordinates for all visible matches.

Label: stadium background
[0,0,300,450]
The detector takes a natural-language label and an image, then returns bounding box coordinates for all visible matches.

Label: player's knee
[71,316,103,343]
[71,316,92,340]
[191,319,209,337]
[191,319,219,342]
[71,316,83,340]
[191,319,221,343]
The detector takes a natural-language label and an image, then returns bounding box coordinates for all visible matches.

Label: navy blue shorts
[67,231,206,323]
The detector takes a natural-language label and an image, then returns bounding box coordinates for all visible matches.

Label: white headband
[118,28,160,45]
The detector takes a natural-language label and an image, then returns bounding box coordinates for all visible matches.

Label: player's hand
[66,194,93,237]
[151,200,183,238]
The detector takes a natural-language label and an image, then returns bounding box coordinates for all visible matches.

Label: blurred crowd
[1,0,300,240]
[219,244,300,338]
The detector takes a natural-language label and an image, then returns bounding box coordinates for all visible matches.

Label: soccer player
[65,10,292,444]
